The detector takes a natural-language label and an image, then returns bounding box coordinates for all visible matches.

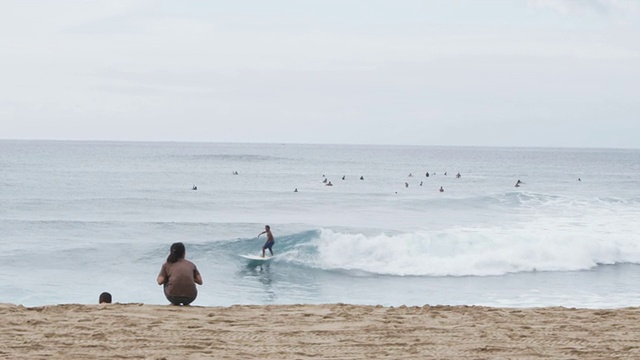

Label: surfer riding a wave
[258,225,275,258]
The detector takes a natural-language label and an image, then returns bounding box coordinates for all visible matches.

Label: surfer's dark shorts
[263,240,275,250]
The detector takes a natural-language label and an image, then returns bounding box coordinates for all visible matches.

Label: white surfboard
[239,254,276,261]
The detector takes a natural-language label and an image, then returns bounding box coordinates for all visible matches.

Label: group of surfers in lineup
[295,172,464,194]
[194,170,530,193]
[99,225,276,306]
[300,172,528,192]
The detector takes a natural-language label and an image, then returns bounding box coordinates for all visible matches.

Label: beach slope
[1,303,639,359]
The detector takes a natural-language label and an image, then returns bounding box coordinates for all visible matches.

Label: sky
[0,0,639,148]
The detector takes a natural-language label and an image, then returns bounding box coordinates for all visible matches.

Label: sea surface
[1,140,639,308]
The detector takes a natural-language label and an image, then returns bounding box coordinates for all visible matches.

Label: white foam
[311,209,640,276]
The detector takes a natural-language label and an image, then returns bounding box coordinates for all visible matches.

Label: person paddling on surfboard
[258,225,275,258]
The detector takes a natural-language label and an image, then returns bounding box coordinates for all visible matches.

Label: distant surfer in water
[258,225,275,258]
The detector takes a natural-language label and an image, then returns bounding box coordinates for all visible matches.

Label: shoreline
[2,303,640,359]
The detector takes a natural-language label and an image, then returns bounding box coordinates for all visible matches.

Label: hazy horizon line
[1,137,638,151]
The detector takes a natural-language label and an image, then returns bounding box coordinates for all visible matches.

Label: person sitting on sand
[157,242,203,306]
[439,186,444,193]
[258,225,275,258]
[326,181,333,186]
[99,292,112,304]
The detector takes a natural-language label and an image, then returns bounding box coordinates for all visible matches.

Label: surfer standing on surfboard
[258,225,275,258]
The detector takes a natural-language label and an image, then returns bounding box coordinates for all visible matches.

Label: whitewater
[1,140,639,308]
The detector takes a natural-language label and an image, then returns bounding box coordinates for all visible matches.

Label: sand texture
[1,303,640,359]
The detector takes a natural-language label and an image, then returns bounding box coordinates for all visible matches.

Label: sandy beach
[1,303,640,359]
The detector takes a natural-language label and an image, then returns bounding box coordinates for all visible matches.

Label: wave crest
[274,226,640,277]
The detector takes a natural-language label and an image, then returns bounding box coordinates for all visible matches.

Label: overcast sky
[1,0,639,148]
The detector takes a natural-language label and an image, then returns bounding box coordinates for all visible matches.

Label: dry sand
[1,303,640,359]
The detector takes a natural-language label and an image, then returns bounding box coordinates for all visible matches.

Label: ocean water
[1,140,639,308]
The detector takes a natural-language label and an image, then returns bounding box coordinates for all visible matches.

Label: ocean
[1,140,639,308]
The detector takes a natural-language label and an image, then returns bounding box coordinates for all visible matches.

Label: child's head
[99,292,112,304]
